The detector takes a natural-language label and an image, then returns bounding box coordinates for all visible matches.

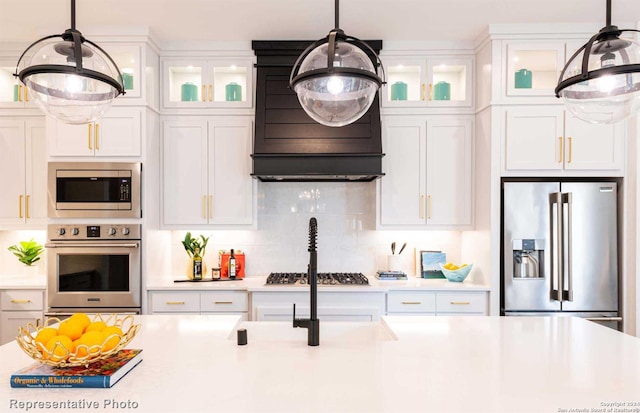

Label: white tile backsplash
[168,182,462,278]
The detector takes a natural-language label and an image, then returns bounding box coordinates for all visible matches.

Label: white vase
[22,265,39,276]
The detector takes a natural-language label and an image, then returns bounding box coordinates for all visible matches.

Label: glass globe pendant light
[555,0,640,124]
[290,0,385,127]
[14,0,125,124]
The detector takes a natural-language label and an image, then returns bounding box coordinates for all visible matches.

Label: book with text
[11,349,143,388]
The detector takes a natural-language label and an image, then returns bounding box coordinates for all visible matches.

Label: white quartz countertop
[1,315,639,413]
[0,274,46,289]
[147,275,490,292]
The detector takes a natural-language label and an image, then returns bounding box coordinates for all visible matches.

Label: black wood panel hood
[251,40,384,182]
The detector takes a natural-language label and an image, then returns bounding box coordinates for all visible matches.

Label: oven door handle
[45,242,140,248]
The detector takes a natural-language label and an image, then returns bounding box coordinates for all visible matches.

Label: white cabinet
[386,290,488,315]
[0,289,45,345]
[381,55,473,108]
[379,116,473,228]
[251,291,386,322]
[47,107,142,157]
[503,41,565,100]
[148,290,248,319]
[503,106,625,175]
[162,117,255,227]
[0,56,35,109]
[0,117,46,228]
[161,57,253,110]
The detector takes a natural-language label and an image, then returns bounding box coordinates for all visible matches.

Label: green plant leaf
[7,238,44,267]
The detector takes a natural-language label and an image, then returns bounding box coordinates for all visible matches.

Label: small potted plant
[8,239,44,275]
[182,232,210,279]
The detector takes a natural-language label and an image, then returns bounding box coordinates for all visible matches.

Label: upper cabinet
[0,56,35,109]
[47,107,142,158]
[503,41,564,102]
[380,55,473,109]
[161,57,254,111]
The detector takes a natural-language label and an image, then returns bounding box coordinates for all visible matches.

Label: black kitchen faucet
[293,217,320,346]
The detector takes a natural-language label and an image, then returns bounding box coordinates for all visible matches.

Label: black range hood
[251,40,384,182]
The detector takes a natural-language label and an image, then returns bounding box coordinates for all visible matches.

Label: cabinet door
[563,113,624,171]
[381,57,427,107]
[162,120,209,226]
[426,118,473,226]
[208,120,254,225]
[505,41,564,98]
[504,107,563,171]
[380,119,426,225]
[0,119,27,226]
[0,310,43,345]
[426,57,473,107]
[103,43,142,100]
[46,118,94,157]
[162,58,208,108]
[94,108,142,157]
[24,119,46,226]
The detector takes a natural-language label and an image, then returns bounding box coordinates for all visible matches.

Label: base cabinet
[148,290,248,320]
[251,292,386,322]
[387,291,488,315]
[0,289,45,345]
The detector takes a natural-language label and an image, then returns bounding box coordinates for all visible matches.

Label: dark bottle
[229,249,237,279]
[193,247,203,280]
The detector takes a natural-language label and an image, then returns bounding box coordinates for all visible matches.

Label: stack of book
[376,271,408,280]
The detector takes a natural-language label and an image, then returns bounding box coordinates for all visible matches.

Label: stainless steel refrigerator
[502,181,620,330]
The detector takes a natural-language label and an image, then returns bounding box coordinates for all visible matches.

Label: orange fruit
[68,313,91,332]
[85,321,107,333]
[101,326,123,352]
[35,327,58,347]
[57,320,84,341]
[45,335,74,362]
[75,331,105,358]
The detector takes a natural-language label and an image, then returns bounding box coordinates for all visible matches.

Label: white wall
[0,230,46,276]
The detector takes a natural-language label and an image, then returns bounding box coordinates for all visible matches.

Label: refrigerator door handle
[549,192,563,302]
[562,192,574,301]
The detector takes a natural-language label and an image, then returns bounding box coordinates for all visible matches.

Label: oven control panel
[48,224,141,240]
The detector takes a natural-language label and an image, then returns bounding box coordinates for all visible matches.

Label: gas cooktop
[266,272,369,285]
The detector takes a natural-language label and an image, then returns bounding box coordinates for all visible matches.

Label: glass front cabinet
[162,58,253,109]
[504,41,565,100]
[0,57,34,109]
[381,56,473,108]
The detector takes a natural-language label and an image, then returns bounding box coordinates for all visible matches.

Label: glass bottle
[229,249,237,279]
[193,247,203,280]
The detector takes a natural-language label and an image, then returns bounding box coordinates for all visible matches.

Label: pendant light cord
[70,0,76,30]
[335,0,339,29]
[605,0,611,27]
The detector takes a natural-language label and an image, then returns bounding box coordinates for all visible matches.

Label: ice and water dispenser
[512,239,544,278]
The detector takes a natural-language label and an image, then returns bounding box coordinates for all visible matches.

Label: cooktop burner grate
[266,272,369,285]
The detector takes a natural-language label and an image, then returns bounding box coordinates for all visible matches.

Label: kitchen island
[1,315,640,413]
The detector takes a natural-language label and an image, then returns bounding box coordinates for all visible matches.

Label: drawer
[436,292,487,314]
[387,292,436,313]
[1,290,44,311]
[200,291,248,312]
[150,291,200,313]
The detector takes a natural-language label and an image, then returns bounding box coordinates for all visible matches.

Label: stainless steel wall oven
[45,224,141,316]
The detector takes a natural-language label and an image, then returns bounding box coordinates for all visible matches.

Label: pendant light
[555,0,640,124]
[14,0,125,125]
[289,0,385,127]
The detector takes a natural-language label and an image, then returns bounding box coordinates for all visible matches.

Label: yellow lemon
[101,326,123,352]
[57,320,84,341]
[75,331,105,358]
[68,313,91,332]
[460,263,468,268]
[45,335,74,362]
[85,321,107,333]
[35,327,58,347]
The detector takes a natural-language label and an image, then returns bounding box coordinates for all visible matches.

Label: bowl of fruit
[439,262,473,282]
[16,313,140,368]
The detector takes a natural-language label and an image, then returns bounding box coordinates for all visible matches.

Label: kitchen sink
[228,320,398,343]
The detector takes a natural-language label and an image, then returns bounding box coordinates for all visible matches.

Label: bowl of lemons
[16,313,140,367]
[439,262,473,282]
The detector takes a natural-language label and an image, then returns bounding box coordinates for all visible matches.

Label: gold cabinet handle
[88,124,93,149]
[401,301,422,305]
[427,195,432,220]
[95,123,99,150]
[201,85,206,102]
[558,136,563,163]
[419,195,425,219]
[24,86,28,102]
[214,301,233,305]
[19,195,23,218]
[202,195,207,219]
[209,195,213,218]
[11,299,31,304]
[568,136,572,163]
[450,301,470,305]
[17,84,23,102]
[429,83,433,101]
[209,84,213,102]
[420,83,426,101]
[25,195,30,219]
[166,301,185,305]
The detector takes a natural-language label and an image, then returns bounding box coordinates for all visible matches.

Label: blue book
[10,349,142,388]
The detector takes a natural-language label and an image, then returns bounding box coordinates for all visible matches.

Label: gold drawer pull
[166,301,185,305]
[214,301,233,305]
[558,136,563,163]
[450,301,470,305]
[401,301,422,305]
[88,124,92,149]
[209,84,213,102]
[11,299,32,304]
[25,195,30,219]
[19,195,23,218]
[567,136,573,163]
[18,84,23,102]
[201,85,206,102]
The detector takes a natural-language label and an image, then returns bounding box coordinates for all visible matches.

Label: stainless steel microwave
[48,162,141,218]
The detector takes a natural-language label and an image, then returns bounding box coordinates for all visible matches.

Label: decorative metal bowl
[15,313,140,368]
